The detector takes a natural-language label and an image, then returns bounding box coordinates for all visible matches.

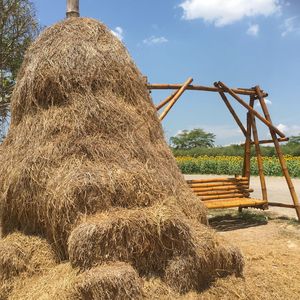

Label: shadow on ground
[209,212,268,232]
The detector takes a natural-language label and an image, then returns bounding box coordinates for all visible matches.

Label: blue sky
[32,0,300,145]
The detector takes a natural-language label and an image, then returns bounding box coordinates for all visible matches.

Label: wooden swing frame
[147,77,300,221]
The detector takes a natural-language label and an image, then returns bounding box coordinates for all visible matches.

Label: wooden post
[250,97,268,202]
[242,109,252,181]
[217,82,285,138]
[156,90,178,111]
[67,0,80,18]
[159,78,193,121]
[255,86,300,220]
[215,84,247,137]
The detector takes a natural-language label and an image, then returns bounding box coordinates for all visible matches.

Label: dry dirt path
[185,174,300,219]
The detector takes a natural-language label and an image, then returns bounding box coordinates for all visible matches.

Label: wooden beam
[148,84,268,97]
[156,90,178,111]
[243,111,252,181]
[268,202,297,209]
[250,96,268,202]
[216,87,247,137]
[66,0,80,18]
[159,78,193,121]
[217,82,285,138]
[255,86,300,221]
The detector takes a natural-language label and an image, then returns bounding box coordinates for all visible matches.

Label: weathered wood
[216,87,247,137]
[244,137,289,146]
[156,90,178,111]
[217,81,285,138]
[159,78,193,121]
[255,86,300,221]
[67,0,80,18]
[268,202,297,209]
[201,193,247,201]
[186,177,248,184]
[205,198,267,209]
[148,84,267,96]
[191,186,254,192]
[195,190,251,196]
[243,111,252,181]
[250,96,268,202]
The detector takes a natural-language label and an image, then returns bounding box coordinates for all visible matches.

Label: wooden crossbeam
[159,78,193,121]
[217,81,285,138]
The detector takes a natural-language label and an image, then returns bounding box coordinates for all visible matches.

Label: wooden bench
[186,176,268,209]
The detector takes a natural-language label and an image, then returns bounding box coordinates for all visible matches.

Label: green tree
[0,0,40,140]
[289,135,300,144]
[170,128,216,150]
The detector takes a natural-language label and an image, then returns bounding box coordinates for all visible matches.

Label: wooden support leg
[242,109,252,184]
[250,97,268,202]
[255,86,300,221]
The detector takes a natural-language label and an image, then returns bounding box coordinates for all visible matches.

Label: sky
[32,0,300,145]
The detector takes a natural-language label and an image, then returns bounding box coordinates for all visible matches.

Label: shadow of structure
[209,212,268,232]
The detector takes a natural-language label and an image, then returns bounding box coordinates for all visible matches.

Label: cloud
[281,16,300,37]
[247,24,260,36]
[143,36,168,46]
[179,0,281,26]
[256,98,272,107]
[277,124,300,135]
[111,26,124,41]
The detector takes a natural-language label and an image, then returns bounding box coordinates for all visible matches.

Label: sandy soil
[185,174,300,219]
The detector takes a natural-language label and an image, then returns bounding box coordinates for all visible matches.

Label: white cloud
[179,0,281,26]
[111,26,124,41]
[277,124,300,135]
[281,16,300,37]
[256,98,272,107]
[247,24,260,36]
[143,36,168,46]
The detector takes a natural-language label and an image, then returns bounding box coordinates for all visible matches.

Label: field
[176,155,300,177]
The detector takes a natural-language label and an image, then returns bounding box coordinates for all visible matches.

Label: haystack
[0,17,243,297]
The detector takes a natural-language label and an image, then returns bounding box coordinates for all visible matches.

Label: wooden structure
[66,0,80,18]
[148,78,300,221]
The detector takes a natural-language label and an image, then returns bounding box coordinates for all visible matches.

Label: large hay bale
[0,17,244,295]
[9,262,143,300]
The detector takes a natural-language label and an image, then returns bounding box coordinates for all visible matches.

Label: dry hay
[8,262,143,300]
[0,17,243,297]
[0,232,57,299]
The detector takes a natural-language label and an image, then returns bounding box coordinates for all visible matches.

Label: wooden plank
[159,78,193,121]
[201,193,247,201]
[195,190,251,196]
[217,81,285,138]
[147,84,266,96]
[186,177,248,184]
[191,186,254,193]
[204,198,267,209]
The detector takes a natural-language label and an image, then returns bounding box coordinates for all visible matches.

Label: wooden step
[204,198,268,209]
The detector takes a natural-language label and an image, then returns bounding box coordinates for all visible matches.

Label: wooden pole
[159,78,193,121]
[245,137,289,146]
[217,82,285,138]
[250,97,268,202]
[156,90,178,111]
[148,83,267,97]
[215,85,247,137]
[242,110,252,181]
[66,0,80,18]
[255,86,300,220]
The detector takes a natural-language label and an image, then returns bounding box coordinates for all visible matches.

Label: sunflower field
[176,155,300,178]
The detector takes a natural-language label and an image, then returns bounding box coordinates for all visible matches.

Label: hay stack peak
[0,17,243,297]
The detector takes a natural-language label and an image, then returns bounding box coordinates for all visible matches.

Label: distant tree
[289,135,300,144]
[0,0,40,139]
[170,128,216,150]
